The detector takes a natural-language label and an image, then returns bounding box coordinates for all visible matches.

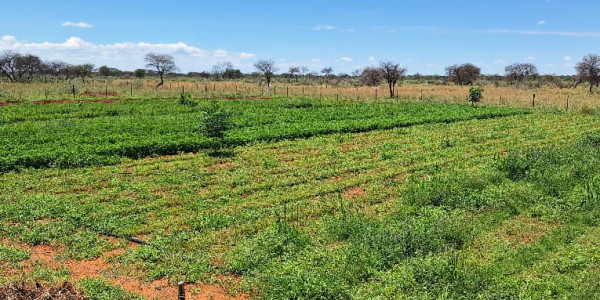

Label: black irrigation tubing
[100,231,148,245]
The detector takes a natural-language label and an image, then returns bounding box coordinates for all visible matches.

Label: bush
[467,87,484,105]
[178,93,197,106]
[198,101,233,153]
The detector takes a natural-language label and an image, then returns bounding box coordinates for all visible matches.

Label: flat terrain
[1,96,600,299]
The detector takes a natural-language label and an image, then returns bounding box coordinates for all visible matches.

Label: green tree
[199,102,233,154]
[467,87,484,106]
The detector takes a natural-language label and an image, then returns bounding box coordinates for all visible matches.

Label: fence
[0,78,596,110]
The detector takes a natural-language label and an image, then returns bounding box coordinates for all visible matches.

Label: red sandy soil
[4,241,249,300]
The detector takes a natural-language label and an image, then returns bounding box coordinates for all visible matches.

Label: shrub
[467,86,484,105]
[198,101,233,153]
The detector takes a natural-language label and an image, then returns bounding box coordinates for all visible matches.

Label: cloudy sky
[1,0,599,75]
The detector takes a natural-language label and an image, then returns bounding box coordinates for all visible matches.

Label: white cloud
[313,25,338,31]
[538,20,546,25]
[310,58,321,62]
[563,56,572,61]
[239,52,255,59]
[525,56,535,61]
[483,29,600,37]
[213,49,228,58]
[0,35,257,72]
[340,56,352,62]
[368,56,376,63]
[62,21,94,28]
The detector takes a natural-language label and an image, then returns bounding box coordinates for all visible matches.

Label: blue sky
[1,0,599,75]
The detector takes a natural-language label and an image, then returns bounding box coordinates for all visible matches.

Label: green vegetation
[1,96,600,299]
[0,97,525,172]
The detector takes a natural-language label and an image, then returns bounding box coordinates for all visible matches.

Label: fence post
[72,84,76,100]
[375,89,377,100]
[130,84,133,98]
[566,96,569,110]
[532,94,535,108]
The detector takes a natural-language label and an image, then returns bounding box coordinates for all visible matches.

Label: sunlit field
[2,91,600,299]
[1,79,599,110]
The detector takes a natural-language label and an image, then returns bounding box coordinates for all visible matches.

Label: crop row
[0,97,527,172]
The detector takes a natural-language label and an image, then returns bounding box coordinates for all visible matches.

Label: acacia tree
[360,67,382,86]
[446,63,481,86]
[288,66,300,82]
[379,61,406,97]
[254,60,278,89]
[575,54,600,93]
[505,63,538,83]
[70,64,94,83]
[44,61,72,80]
[321,67,333,84]
[0,51,43,82]
[145,53,177,87]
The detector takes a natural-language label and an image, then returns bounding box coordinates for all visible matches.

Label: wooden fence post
[532,94,535,107]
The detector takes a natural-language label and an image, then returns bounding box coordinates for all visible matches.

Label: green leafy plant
[198,101,233,154]
[467,86,484,105]
[178,92,197,106]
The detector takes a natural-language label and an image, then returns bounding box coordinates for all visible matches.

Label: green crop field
[1,96,600,299]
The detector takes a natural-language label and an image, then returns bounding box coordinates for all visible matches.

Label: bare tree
[575,54,600,93]
[505,63,538,83]
[145,53,177,87]
[379,61,406,97]
[254,60,278,88]
[212,61,233,81]
[446,63,481,86]
[360,67,382,86]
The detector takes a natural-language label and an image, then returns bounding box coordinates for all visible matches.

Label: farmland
[2,94,600,299]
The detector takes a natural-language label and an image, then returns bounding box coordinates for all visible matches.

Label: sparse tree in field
[98,65,111,77]
[134,68,146,78]
[0,51,43,82]
[70,64,94,83]
[446,63,481,86]
[288,66,300,82]
[574,54,600,93]
[300,66,309,80]
[360,67,382,86]
[199,101,233,154]
[212,61,234,81]
[145,53,177,87]
[379,61,406,97]
[321,67,334,84]
[254,60,278,91]
[505,63,538,83]
[467,86,484,106]
[223,68,242,80]
[43,61,72,80]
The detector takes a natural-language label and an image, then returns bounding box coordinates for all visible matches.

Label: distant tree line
[2,50,600,93]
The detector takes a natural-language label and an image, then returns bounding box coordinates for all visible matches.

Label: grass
[1,95,600,298]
